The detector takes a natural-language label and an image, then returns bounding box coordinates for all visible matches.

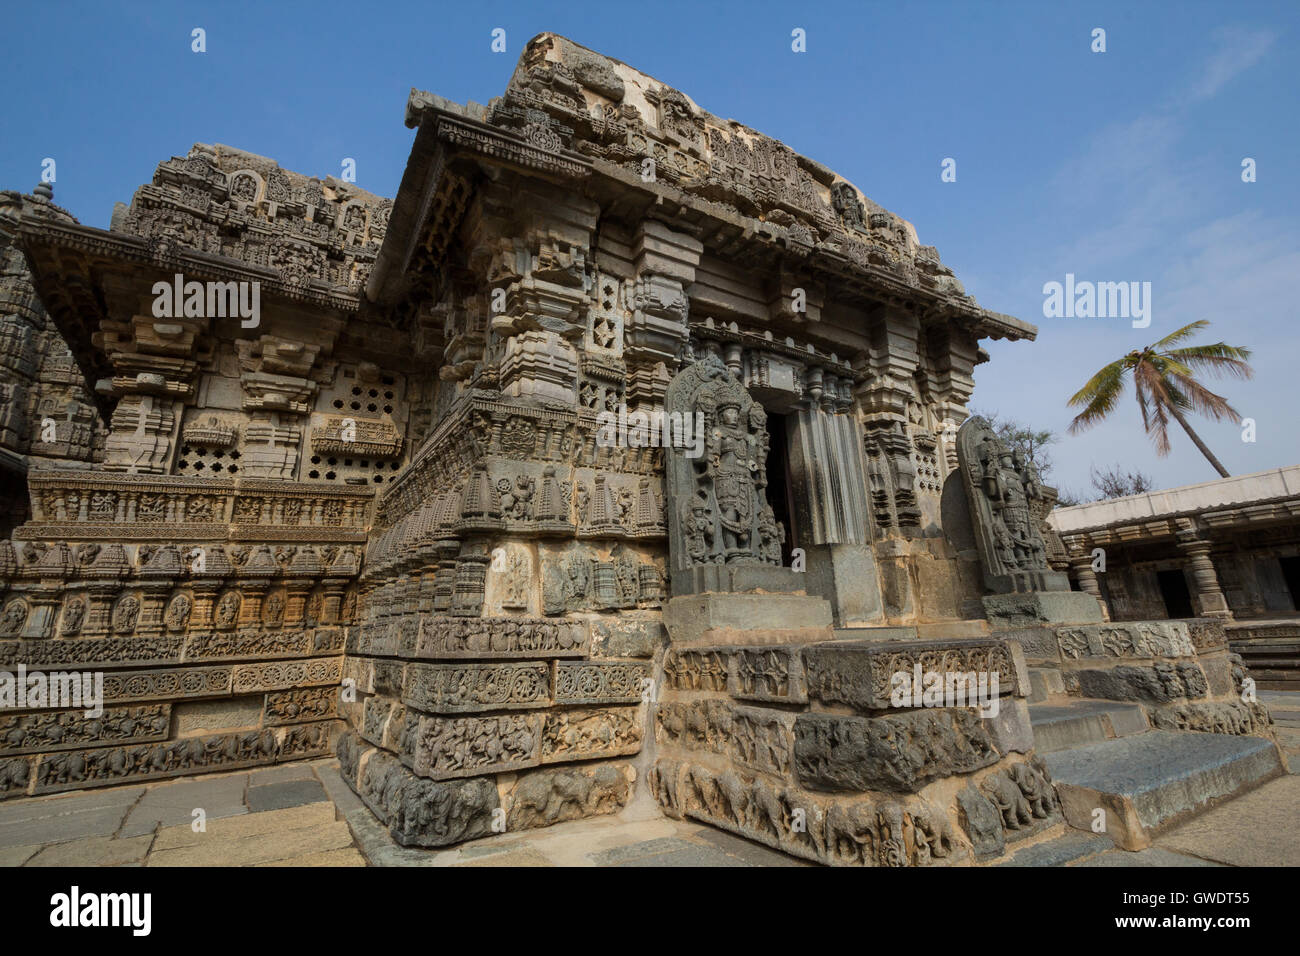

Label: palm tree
[1067,321,1253,478]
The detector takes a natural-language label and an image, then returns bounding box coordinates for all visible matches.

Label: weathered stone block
[802,638,1018,711]
[1000,627,1060,662]
[1199,654,1236,698]
[554,660,650,704]
[657,700,792,776]
[663,593,832,645]
[173,697,261,736]
[982,592,1104,628]
[1147,699,1272,736]
[730,645,807,703]
[540,706,642,763]
[402,661,551,713]
[793,709,998,793]
[0,704,171,756]
[505,763,632,831]
[1186,619,1228,653]
[956,786,1005,861]
[589,618,662,658]
[1073,662,1209,703]
[1055,622,1194,660]
[984,697,1034,754]
[413,713,541,780]
[345,736,499,848]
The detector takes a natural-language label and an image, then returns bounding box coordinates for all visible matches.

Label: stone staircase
[1027,681,1286,851]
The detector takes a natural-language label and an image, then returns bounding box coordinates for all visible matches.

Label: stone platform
[3,718,1297,867]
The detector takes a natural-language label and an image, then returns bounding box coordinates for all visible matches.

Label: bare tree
[1088,464,1155,500]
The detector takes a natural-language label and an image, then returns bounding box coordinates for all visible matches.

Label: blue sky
[3,0,1296,496]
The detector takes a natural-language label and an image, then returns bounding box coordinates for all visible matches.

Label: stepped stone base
[1043,730,1285,850]
[1029,699,1148,753]
[1027,667,1065,702]
[1228,620,1300,690]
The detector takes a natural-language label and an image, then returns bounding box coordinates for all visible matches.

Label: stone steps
[1027,667,1065,703]
[1042,730,1285,850]
[1028,698,1148,753]
[992,829,1113,867]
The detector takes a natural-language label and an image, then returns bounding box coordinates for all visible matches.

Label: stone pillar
[320,578,348,625]
[1177,525,1233,620]
[431,542,459,613]
[1068,551,1111,622]
[190,581,222,629]
[451,539,490,617]
[83,583,119,638]
[21,584,60,639]
[623,220,701,408]
[788,404,870,546]
[283,581,313,627]
[239,581,271,627]
[786,399,883,625]
[135,580,172,638]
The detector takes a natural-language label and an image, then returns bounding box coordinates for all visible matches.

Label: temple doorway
[1279,555,1300,611]
[1158,568,1195,619]
[765,412,798,568]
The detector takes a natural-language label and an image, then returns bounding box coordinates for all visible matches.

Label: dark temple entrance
[1280,555,1300,611]
[1158,568,1195,619]
[765,412,798,567]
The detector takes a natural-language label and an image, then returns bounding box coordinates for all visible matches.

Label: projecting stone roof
[12,144,397,412]
[392,32,1032,341]
[1049,465,1300,535]
[112,142,393,293]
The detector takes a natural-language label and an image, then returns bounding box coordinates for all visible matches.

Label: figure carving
[957,417,1069,593]
[664,355,784,590]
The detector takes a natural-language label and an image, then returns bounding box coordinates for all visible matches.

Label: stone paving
[1262,690,1300,771]
[2,692,1297,867]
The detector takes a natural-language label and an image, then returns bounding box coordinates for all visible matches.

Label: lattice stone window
[176,444,241,475]
[305,453,401,485]
[331,383,396,416]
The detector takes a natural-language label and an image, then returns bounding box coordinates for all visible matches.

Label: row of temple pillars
[1068,529,1234,621]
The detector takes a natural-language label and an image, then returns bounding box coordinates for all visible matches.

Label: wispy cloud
[1185,27,1277,103]
[973,25,1293,494]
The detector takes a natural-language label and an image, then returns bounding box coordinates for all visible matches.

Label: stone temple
[0,34,1285,864]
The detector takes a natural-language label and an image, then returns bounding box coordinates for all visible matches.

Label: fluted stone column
[1177,526,1233,620]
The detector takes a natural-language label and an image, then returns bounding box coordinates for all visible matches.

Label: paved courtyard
[2,691,1296,868]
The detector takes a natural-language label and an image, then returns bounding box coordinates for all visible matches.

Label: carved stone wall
[0,186,106,534]
[3,35,1076,865]
[0,142,404,797]
[653,637,1061,865]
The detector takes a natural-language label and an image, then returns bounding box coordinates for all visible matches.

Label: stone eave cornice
[20,471,376,543]
[0,448,27,478]
[368,97,596,309]
[1051,464,1300,541]
[18,218,367,419]
[19,218,366,312]
[377,90,1036,345]
[1056,496,1300,549]
[580,158,1036,343]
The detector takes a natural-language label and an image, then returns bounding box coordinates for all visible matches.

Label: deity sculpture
[664,354,785,593]
[956,417,1069,594]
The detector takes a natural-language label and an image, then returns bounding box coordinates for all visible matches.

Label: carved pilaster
[1176,524,1233,620]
